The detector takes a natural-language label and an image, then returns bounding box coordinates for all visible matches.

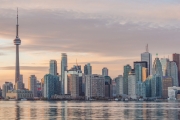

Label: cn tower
[14,8,21,83]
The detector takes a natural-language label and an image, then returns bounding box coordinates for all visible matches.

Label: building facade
[85,74,105,100]
[152,57,163,76]
[162,77,173,99]
[128,72,137,99]
[160,58,169,76]
[49,60,57,76]
[61,53,67,94]
[173,53,180,86]
[115,75,123,96]
[123,64,131,95]
[2,82,13,99]
[28,75,37,97]
[141,51,152,75]
[102,67,108,76]
[6,90,33,100]
[84,63,92,75]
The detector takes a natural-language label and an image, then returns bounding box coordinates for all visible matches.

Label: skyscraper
[128,71,137,99]
[84,63,92,75]
[162,77,173,99]
[49,60,57,75]
[14,8,21,85]
[61,53,67,94]
[123,64,131,95]
[152,56,163,76]
[28,75,37,97]
[173,53,180,86]
[2,82,13,98]
[134,61,148,69]
[167,61,179,86]
[141,45,152,75]
[134,64,142,82]
[115,75,123,96]
[102,67,108,76]
[160,58,169,76]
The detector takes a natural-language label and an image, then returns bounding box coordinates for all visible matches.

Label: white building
[61,53,67,94]
[168,86,180,100]
[28,75,37,97]
[115,75,123,96]
[128,72,137,99]
[6,90,33,100]
[49,60,57,76]
[85,74,105,100]
[102,67,108,76]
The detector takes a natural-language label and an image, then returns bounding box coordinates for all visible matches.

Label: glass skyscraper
[84,63,92,75]
[173,53,180,86]
[141,51,152,75]
[160,58,169,76]
[49,60,57,76]
[123,64,131,95]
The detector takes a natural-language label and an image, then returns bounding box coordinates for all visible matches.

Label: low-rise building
[6,90,33,100]
[168,86,180,100]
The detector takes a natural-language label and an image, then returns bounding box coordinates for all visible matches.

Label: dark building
[104,76,112,98]
[134,61,148,69]
[173,53,180,86]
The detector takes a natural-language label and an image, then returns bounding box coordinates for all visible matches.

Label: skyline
[1,1,180,86]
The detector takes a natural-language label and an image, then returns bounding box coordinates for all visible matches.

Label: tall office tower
[162,77,173,99]
[123,64,131,95]
[134,64,142,82]
[144,75,153,98]
[102,67,108,76]
[49,60,57,75]
[85,74,105,100]
[160,58,169,76]
[173,53,180,86]
[2,82,13,98]
[64,66,83,98]
[115,75,123,96]
[61,53,67,94]
[36,81,42,97]
[167,61,179,86]
[104,76,112,98]
[151,74,162,98]
[15,74,24,90]
[141,45,152,75]
[44,74,60,99]
[28,75,37,97]
[14,9,21,85]
[128,71,137,99]
[84,63,92,75]
[137,81,146,98]
[152,56,163,76]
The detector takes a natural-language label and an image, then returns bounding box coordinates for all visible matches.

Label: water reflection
[0,101,180,119]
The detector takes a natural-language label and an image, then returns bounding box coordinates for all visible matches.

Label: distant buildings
[160,58,169,76]
[173,53,180,86]
[84,63,92,75]
[115,75,123,96]
[104,76,112,98]
[152,56,163,76]
[102,67,108,76]
[28,75,37,97]
[61,53,67,94]
[85,74,105,100]
[2,82,13,99]
[123,64,131,95]
[6,89,33,100]
[49,60,57,76]
[128,70,137,99]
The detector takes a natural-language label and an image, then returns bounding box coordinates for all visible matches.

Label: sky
[1,0,180,87]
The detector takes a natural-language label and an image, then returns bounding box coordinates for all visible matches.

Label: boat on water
[21,98,27,101]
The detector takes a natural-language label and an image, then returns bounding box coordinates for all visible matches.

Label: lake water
[0,101,180,120]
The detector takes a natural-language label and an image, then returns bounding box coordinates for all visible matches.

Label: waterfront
[0,101,180,119]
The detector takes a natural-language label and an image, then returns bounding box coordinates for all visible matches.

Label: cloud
[2,66,48,71]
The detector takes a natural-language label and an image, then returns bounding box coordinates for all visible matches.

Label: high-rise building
[128,71,137,99]
[160,58,169,76]
[115,75,123,96]
[61,53,67,94]
[151,74,162,98]
[102,67,108,76]
[84,63,92,75]
[141,45,152,75]
[14,8,21,86]
[134,64,142,82]
[123,64,131,95]
[85,74,105,100]
[49,60,57,76]
[44,74,60,99]
[142,67,148,82]
[167,61,179,86]
[162,77,173,99]
[152,56,163,76]
[28,75,37,97]
[173,53,180,86]
[134,61,148,69]
[104,76,112,98]
[64,66,83,98]
[2,82,13,98]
